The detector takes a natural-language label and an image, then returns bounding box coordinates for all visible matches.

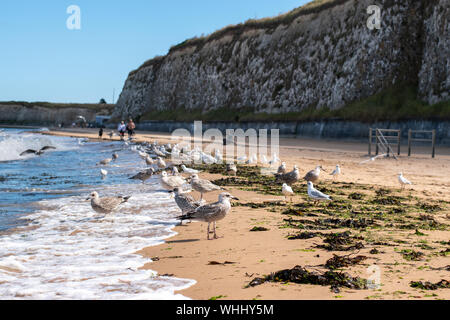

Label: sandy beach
[43,128,450,300]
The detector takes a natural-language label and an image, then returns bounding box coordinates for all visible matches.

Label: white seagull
[398,172,412,190]
[330,165,341,178]
[181,164,200,174]
[282,183,294,202]
[359,154,387,164]
[100,169,108,178]
[307,181,332,204]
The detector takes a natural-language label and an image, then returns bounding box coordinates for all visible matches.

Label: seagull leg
[207,223,211,240]
[213,222,218,239]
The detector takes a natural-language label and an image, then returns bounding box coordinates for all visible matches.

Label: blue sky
[0,0,308,103]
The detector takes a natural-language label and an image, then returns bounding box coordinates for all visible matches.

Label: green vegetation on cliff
[140,85,450,123]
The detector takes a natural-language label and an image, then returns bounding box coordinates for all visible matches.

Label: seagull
[268,153,280,166]
[359,154,387,164]
[237,155,247,163]
[190,174,222,200]
[112,153,119,161]
[307,181,331,204]
[87,191,130,214]
[145,156,154,166]
[304,166,325,183]
[215,150,223,163]
[398,172,412,190]
[181,164,200,174]
[100,169,108,178]
[277,162,287,174]
[330,165,341,178]
[98,158,112,166]
[129,167,155,184]
[108,131,115,139]
[282,183,294,202]
[156,157,167,169]
[246,154,257,165]
[177,192,239,240]
[19,146,56,157]
[275,165,300,184]
[138,151,148,159]
[226,163,237,175]
[171,166,180,176]
[260,155,269,166]
[161,171,186,191]
[202,153,217,165]
[170,187,205,225]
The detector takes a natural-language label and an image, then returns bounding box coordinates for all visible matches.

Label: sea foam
[0,185,195,299]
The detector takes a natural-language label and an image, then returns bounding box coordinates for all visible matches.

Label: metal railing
[408,130,436,158]
[369,128,400,160]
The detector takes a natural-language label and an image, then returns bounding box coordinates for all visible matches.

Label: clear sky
[0,0,308,103]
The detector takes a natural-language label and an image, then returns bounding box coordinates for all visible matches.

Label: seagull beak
[85,197,90,201]
[231,196,239,200]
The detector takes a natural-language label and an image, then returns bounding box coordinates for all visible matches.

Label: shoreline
[42,128,450,300]
[0,130,197,299]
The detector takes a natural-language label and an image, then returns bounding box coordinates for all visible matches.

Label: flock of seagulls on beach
[87,138,413,240]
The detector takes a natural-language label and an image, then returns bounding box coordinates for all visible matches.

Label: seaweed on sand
[287,231,322,240]
[316,231,365,251]
[282,208,318,217]
[325,254,368,270]
[410,280,449,290]
[375,188,391,197]
[348,192,365,200]
[318,218,376,230]
[400,249,424,261]
[283,217,375,231]
[371,196,404,206]
[234,201,286,209]
[417,202,442,213]
[250,226,270,232]
[247,265,367,293]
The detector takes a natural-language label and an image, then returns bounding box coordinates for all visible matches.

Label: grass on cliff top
[140,85,450,123]
[0,101,115,111]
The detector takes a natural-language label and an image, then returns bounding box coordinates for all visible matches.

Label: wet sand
[44,128,450,300]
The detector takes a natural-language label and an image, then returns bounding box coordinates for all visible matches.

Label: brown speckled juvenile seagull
[178,192,238,240]
[88,191,130,214]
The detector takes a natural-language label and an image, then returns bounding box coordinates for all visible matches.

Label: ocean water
[0,128,195,299]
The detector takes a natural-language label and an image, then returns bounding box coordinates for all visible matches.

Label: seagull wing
[20,149,37,156]
[309,187,330,200]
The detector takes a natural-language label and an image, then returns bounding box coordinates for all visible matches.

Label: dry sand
[44,128,450,300]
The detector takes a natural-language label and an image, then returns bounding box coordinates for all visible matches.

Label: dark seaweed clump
[400,249,424,261]
[417,202,441,213]
[325,254,368,270]
[247,265,367,293]
[410,280,449,290]
[348,193,364,200]
[250,226,270,232]
[371,196,403,206]
[234,201,286,209]
[316,231,365,251]
[287,231,322,240]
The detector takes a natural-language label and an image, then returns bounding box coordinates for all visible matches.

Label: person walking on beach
[98,127,104,139]
[118,121,126,141]
[126,118,136,140]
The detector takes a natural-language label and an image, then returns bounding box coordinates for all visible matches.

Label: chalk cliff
[113,0,449,119]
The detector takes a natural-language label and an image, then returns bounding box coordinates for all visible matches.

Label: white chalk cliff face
[113,0,449,119]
